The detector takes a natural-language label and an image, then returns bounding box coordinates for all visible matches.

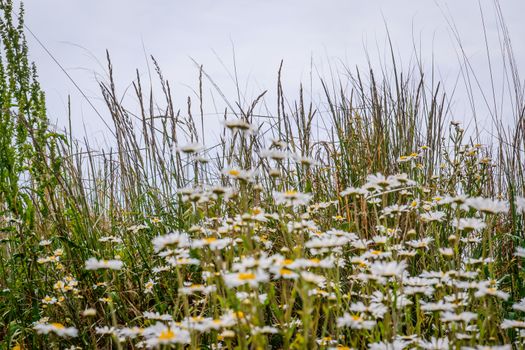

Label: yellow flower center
[285,190,297,196]
[51,323,65,329]
[204,237,217,244]
[238,273,256,281]
[282,259,294,265]
[280,268,293,275]
[228,169,240,176]
[158,329,175,341]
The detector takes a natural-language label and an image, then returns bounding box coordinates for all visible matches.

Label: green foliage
[0,0,64,346]
[0,0,62,220]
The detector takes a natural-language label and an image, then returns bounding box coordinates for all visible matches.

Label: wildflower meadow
[1,1,525,349]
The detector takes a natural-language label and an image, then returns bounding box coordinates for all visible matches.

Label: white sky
[20,0,525,146]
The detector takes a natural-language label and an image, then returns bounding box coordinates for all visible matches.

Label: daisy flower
[223,119,255,133]
[336,313,376,329]
[34,322,78,337]
[85,258,123,270]
[474,285,509,300]
[223,167,256,182]
[369,260,407,278]
[515,247,525,258]
[418,337,449,350]
[176,142,204,154]
[454,218,486,232]
[500,319,525,329]
[151,232,190,253]
[273,190,313,207]
[142,322,191,347]
[223,269,269,288]
[465,197,509,214]
[512,298,525,312]
[420,211,445,222]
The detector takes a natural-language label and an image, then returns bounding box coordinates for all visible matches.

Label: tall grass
[1,0,525,349]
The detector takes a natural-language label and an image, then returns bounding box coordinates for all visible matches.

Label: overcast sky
[19,0,525,145]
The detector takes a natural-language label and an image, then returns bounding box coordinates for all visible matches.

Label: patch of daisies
[31,170,525,349]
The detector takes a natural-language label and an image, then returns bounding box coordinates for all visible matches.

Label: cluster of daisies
[29,161,525,349]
